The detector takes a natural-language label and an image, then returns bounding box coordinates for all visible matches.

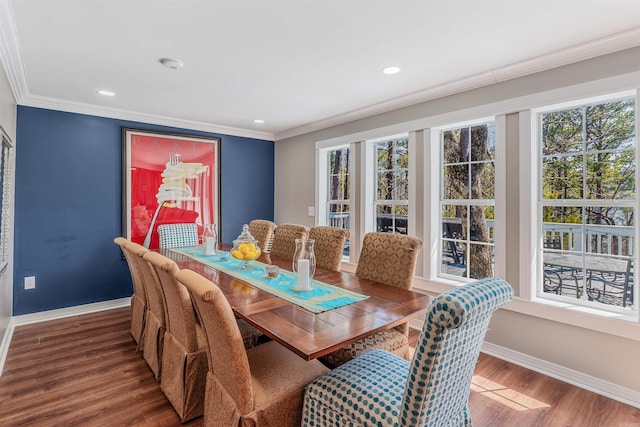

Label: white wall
[0,61,16,347]
[274,47,640,400]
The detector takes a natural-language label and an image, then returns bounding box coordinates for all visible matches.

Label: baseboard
[481,341,640,409]
[0,317,15,377]
[11,297,131,326]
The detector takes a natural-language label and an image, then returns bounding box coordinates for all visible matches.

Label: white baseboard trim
[0,317,15,377]
[481,341,640,409]
[11,297,131,326]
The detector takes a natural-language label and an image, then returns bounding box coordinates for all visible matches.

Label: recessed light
[97,90,115,96]
[383,66,401,75]
[159,58,184,70]
[254,119,265,124]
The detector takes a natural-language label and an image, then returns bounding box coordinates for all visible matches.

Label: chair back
[175,269,254,414]
[309,226,350,271]
[128,241,166,324]
[400,278,513,426]
[356,232,422,289]
[114,237,147,302]
[144,251,199,352]
[248,220,276,253]
[270,224,309,260]
[158,223,199,249]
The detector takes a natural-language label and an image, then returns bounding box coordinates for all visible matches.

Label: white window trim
[526,91,639,320]
[314,72,640,340]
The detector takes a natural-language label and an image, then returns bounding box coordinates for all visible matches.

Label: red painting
[123,129,219,249]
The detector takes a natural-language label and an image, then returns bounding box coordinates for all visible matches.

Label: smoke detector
[159,58,184,70]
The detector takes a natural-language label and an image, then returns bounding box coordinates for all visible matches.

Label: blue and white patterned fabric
[157,223,199,249]
[302,277,513,427]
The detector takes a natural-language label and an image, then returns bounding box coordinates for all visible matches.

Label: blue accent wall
[14,106,274,315]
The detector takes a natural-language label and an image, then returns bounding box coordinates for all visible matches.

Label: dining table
[161,246,432,361]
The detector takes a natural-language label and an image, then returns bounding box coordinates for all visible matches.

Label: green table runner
[170,246,369,313]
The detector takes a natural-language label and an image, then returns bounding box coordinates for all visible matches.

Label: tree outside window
[441,122,495,280]
[375,136,408,234]
[540,96,636,310]
[327,147,350,255]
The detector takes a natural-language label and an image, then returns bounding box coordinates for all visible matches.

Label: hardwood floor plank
[0,307,637,426]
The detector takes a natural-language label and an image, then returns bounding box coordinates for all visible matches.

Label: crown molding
[275,27,640,141]
[1,0,638,143]
[0,0,27,101]
[20,94,275,141]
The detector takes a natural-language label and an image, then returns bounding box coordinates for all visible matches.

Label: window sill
[413,276,640,342]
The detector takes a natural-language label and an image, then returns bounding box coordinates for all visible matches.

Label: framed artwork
[122,128,220,249]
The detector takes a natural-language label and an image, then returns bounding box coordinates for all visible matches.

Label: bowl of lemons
[231,224,261,269]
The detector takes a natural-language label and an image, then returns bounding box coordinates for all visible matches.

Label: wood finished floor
[0,307,638,426]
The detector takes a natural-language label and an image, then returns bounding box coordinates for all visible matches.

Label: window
[440,121,496,280]
[327,147,350,256]
[374,135,408,234]
[0,125,12,275]
[539,95,636,311]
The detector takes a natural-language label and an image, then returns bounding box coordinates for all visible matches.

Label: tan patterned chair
[114,237,147,351]
[175,269,329,427]
[129,240,167,380]
[308,226,350,271]
[248,219,276,253]
[143,251,208,422]
[269,224,309,260]
[322,232,423,368]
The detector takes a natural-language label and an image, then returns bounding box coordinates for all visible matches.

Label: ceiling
[1,0,639,141]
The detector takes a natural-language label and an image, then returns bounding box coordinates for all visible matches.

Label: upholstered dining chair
[248,219,276,253]
[269,224,309,260]
[114,237,147,350]
[175,269,330,427]
[157,223,199,249]
[303,278,514,427]
[129,240,167,380]
[143,251,208,422]
[308,226,350,271]
[322,232,422,368]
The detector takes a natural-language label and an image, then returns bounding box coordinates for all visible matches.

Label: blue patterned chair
[157,223,199,249]
[302,277,513,427]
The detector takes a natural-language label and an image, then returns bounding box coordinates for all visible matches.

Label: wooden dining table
[161,247,432,361]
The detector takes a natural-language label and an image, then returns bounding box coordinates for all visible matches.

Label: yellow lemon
[246,249,258,260]
[238,243,251,253]
[231,250,244,260]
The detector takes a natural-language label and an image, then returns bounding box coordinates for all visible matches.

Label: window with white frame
[538,94,636,312]
[374,135,408,234]
[440,121,496,280]
[0,125,12,275]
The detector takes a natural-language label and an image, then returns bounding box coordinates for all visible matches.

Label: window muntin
[327,147,350,256]
[539,96,636,311]
[440,122,496,280]
[374,136,408,234]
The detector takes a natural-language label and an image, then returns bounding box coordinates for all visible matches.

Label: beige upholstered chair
[143,251,208,422]
[269,224,309,260]
[308,226,350,271]
[114,237,147,351]
[323,232,423,368]
[175,269,329,427]
[129,241,167,380]
[248,219,276,253]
